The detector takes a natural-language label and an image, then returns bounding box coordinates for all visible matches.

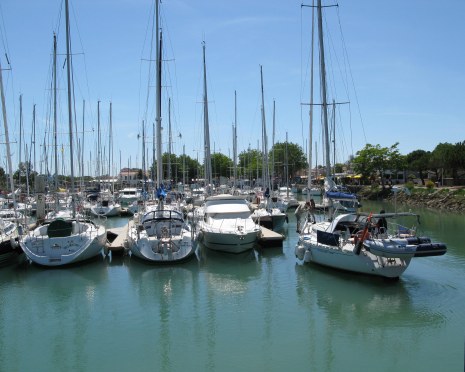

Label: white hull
[251,208,287,231]
[20,220,106,267]
[296,237,411,278]
[90,204,121,217]
[127,232,196,263]
[195,194,261,253]
[295,212,446,278]
[127,210,197,263]
[201,229,259,253]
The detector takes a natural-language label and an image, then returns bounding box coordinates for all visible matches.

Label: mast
[317,0,331,179]
[271,99,275,190]
[155,0,163,189]
[81,100,85,189]
[0,60,17,212]
[142,121,146,194]
[332,99,336,175]
[182,144,186,186]
[19,94,22,187]
[168,97,172,184]
[260,65,269,191]
[53,34,59,196]
[285,132,289,194]
[233,91,237,188]
[97,100,101,184]
[202,42,212,190]
[65,0,76,217]
[109,101,113,191]
[307,0,315,200]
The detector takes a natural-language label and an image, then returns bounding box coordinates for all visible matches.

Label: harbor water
[1,200,464,371]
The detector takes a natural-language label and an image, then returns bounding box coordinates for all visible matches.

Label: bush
[405,181,415,191]
[425,180,435,189]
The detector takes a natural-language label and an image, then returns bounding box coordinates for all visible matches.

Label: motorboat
[195,194,261,253]
[117,188,142,207]
[90,197,121,217]
[275,187,299,212]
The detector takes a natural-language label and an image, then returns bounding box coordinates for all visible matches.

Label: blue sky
[0,0,464,176]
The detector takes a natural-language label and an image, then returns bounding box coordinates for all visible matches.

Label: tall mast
[155,0,163,189]
[142,120,146,193]
[19,94,22,187]
[168,97,172,183]
[81,100,85,188]
[202,42,212,189]
[260,65,269,190]
[53,33,59,194]
[97,100,101,181]
[233,91,237,188]
[109,101,113,189]
[0,60,17,210]
[308,0,315,199]
[65,0,76,217]
[317,0,331,179]
[271,99,275,189]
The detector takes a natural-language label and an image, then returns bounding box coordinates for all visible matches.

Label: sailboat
[0,55,22,265]
[250,70,287,231]
[295,1,446,278]
[90,102,121,217]
[20,0,106,266]
[126,0,197,263]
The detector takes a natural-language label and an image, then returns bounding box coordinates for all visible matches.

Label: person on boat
[264,187,270,198]
[376,210,387,234]
[295,198,315,233]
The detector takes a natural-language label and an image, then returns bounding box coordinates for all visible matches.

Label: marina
[0,200,463,371]
[0,0,464,370]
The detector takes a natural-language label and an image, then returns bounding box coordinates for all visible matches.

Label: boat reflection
[295,263,446,328]
[197,244,261,295]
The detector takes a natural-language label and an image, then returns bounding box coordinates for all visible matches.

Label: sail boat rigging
[20,0,107,267]
[0,55,23,264]
[126,0,197,263]
[295,1,447,278]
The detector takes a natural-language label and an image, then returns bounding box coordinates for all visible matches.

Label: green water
[1,201,464,371]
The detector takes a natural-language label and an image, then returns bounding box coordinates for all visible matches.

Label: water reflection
[295,264,445,327]
[0,259,108,371]
[294,263,448,371]
[197,245,261,295]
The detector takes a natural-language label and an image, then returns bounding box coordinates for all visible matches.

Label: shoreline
[356,185,465,213]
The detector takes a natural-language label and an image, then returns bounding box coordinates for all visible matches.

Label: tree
[430,143,455,183]
[352,143,405,188]
[406,150,431,185]
[269,142,307,184]
[238,148,262,181]
[211,153,233,180]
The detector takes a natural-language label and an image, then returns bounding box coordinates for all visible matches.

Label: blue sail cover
[157,186,167,199]
[325,191,357,200]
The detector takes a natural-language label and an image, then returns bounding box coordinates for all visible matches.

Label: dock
[105,221,284,252]
[258,226,284,248]
[106,222,130,254]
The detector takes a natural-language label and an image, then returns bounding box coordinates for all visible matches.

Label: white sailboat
[20,0,106,266]
[0,54,22,265]
[90,102,121,217]
[250,71,287,231]
[295,1,446,278]
[126,0,197,263]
